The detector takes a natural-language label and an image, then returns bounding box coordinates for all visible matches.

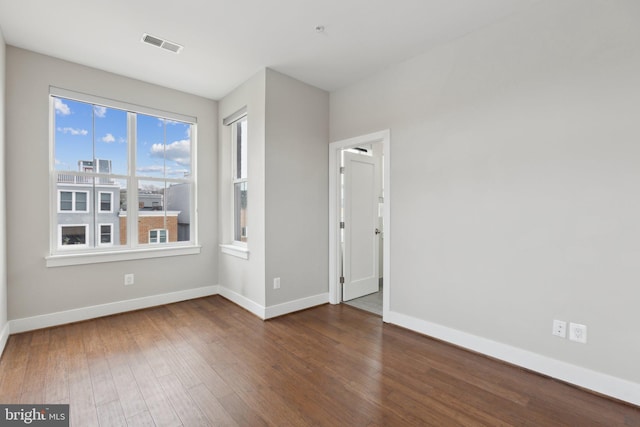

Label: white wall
[265,69,329,306]
[5,47,218,321]
[218,69,267,307]
[331,0,640,396]
[0,29,8,353]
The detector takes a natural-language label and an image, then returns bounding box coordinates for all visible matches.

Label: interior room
[1,0,640,425]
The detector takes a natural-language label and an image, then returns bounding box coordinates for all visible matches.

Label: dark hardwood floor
[0,296,638,426]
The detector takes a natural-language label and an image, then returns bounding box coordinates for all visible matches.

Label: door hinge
[339,276,345,284]
[340,166,345,174]
[340,222,345,229]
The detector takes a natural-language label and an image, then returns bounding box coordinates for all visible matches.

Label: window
[99,192,112,212]
[99,224,112,245]
[149,229,168,244]
[60,224,88,247]
[50,88,197,260]
[232,117,248,244]
[60,191,72,211]
[58,190,89,212]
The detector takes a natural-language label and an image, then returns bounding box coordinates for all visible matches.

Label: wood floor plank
[126,410,157,427]
[96,399,128,427]
[187,383,237,426]
[217,392,269,427]
[1,295,639,427]
[127,342,183,427]
[157,373,210,426]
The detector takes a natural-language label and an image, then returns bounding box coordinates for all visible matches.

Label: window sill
[219,244,249,260]
[46,245,201,267]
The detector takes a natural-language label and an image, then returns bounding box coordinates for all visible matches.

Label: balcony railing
[57,173,116,185]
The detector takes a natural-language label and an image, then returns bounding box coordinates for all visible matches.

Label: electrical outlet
[552,320,567,338]
[273,277,281,289]
[124,273,135,286]
[569,322,587,344]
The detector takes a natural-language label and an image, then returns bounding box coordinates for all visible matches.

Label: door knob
[375,228,381,235]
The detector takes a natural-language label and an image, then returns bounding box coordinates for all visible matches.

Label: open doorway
[329,130,390,319]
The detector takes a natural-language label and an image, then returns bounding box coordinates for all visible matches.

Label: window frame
[47,87,200,267]
[149,228,168,244]
[58,224,89,248]
[98,191,113,213]
[57,190,90,213]
[98,223,113,246]
[231,116,248,247]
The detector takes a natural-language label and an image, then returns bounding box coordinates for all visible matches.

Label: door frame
[328,129,390,319]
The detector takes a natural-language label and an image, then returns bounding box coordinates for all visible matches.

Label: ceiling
[0,0,538,100]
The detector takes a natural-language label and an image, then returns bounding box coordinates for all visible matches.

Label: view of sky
[54,97,192,187]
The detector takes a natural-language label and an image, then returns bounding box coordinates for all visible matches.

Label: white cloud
[102,133,116,143]
[119,137,127,144]
[150,140,191,166]
[57,127,88,136]
[54,98,71,116]
[94,106,107,118]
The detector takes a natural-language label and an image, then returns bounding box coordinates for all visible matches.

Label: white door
[342,150,379,301]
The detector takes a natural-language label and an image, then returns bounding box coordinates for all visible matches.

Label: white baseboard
[0,321,10,359]
[385,310,640,407]
[217,286,266,319]
[9,285,219,334]
[264,293,329,319]
[217,287,330,320]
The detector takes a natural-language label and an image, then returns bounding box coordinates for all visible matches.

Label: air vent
[141,33,183,54]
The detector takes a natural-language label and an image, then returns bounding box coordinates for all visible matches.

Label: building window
[232,116,248,244]
[99,192,112,212]
[50,88,196,256]
[149,229,168,244]
[58,190,89,212]
[99,224,112,245]
[60,224,88,247]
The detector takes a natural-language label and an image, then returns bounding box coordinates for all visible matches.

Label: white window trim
[98,191,113,213]
[219,243,249,260]
[58,224,89,249]
[57,190,90,213]
[48,87,199,265]
[98,223,113,246]
[46,245,201,267]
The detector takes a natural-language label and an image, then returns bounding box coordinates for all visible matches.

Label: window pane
[136,114,165,178]
[100,225,112,244]
[165,182,191,242]
[111,179,127,246]
[234,119,247,180]
[137,115,192,179]
[100,192,111,211]
[165,120,192,178]
[54,98,93,172]
[61,225,86,246]
[60,191,72,211]
[138,180,169,245]
[94,106,128,175]
[75,192,87,211]
[234,181,248,242]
